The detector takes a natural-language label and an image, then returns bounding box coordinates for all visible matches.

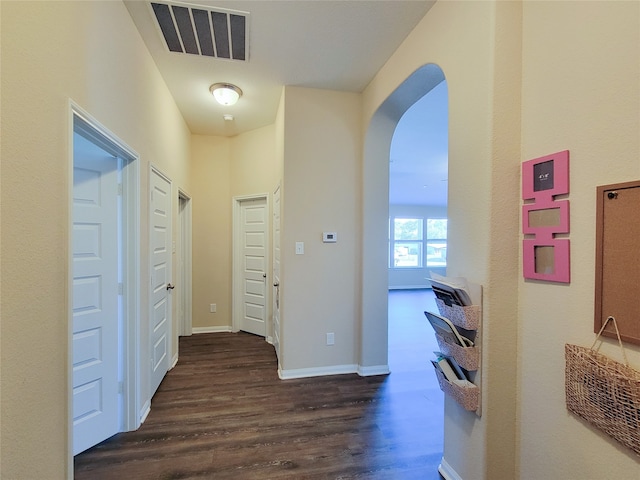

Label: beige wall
[2,1,639,479]
[364,2,518,478]
[0,1,191,477]
[231,124,278,198]
[365,1,639,479]
[190,124,279,332]
[190,135,232,329]
[518,1,640,478]
[280,86,362,375]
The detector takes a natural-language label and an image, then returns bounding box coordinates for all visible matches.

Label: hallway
[74,290,444,479]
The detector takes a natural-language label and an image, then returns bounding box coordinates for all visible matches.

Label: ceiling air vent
[150,2,248,61]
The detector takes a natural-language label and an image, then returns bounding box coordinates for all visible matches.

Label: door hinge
[118,283,124,295]
[117,183,123,196]
[118,382,124,394]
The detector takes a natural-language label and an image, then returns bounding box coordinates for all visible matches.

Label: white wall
[1,1,192,478]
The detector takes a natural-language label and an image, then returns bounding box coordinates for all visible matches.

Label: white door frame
[149,164,173,394]
[68,101,141,469]
[177,190,193,337]
[272,183,282,359]
[232,193,270,337]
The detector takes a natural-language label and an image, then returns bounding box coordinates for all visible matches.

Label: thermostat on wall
[323,232,337,243]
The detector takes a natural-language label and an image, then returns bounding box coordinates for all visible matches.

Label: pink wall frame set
[522,150,570,283]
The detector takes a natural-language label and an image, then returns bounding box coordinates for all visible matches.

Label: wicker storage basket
[435,299,480,330]
[434,368,479,412]
[435,333,479,371]
[565,317,640,456]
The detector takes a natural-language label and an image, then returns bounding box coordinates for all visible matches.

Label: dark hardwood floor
[75,289,443,479]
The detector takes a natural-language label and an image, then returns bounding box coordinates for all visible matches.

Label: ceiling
[124,0,446,206]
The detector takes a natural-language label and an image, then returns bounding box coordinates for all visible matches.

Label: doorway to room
[70,106,140,457]
[385,73,448,467]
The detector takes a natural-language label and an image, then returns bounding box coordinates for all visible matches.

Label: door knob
[166,283,175,290]
[273,282,279,287]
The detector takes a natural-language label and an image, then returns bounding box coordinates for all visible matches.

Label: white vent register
[150,2,249,61]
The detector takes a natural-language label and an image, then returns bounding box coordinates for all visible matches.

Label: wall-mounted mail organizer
[428,281,482,415]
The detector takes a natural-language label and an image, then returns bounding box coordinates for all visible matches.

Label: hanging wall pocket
[565,316,640,456]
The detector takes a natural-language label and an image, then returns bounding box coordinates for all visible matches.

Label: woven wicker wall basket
[565,317,640,456]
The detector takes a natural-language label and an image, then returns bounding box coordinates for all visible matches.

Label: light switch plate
[295,242,304,254]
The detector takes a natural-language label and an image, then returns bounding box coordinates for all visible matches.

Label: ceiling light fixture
[210,83,243,106]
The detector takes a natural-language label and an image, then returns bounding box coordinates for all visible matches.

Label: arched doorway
[360,63,447,372]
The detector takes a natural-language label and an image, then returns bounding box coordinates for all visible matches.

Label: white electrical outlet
[326,332,335,346]
[210,304,217,313]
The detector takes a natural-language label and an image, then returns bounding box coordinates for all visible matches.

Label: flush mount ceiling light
[210,83,243,106]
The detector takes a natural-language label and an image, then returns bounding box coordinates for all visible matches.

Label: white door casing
[72,133,119,455]
[69,105,141,470]
[272,185,281,360]
[177,192,192,337]
[149,167,172,396]
[233,195,268,337]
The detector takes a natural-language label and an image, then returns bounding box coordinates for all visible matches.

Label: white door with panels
[240,198,267,336]
[150,167,172,396]
[72,133,119,455]
[272,186,281,359]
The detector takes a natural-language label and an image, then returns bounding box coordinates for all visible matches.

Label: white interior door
[150,167,172,396]
[240,198,267,336]
[72,133,119,455]
[272,186,281,359]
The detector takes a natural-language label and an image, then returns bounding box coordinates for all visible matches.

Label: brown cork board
[594,180,640,345]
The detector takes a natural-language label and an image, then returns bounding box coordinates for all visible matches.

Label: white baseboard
[192,326,232,334]
[278,364,358,380]
[388,285,431,290]
[278,363,391,380]
[139,401,151,425]
[358,364,390,376]
[170,353,179,369]
[438,458,462,480]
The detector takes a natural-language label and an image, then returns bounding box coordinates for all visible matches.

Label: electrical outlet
[210,304,217,313]
[326,332,335,346]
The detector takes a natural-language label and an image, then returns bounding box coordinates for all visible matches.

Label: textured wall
[518,2,640,478]
[1,2,191,477]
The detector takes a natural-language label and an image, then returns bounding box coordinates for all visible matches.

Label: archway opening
[361,63,447,372]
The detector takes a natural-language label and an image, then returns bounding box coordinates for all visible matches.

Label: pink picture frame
[521,150,570,283]
[523,239,570,283]
[522,150,569,201]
